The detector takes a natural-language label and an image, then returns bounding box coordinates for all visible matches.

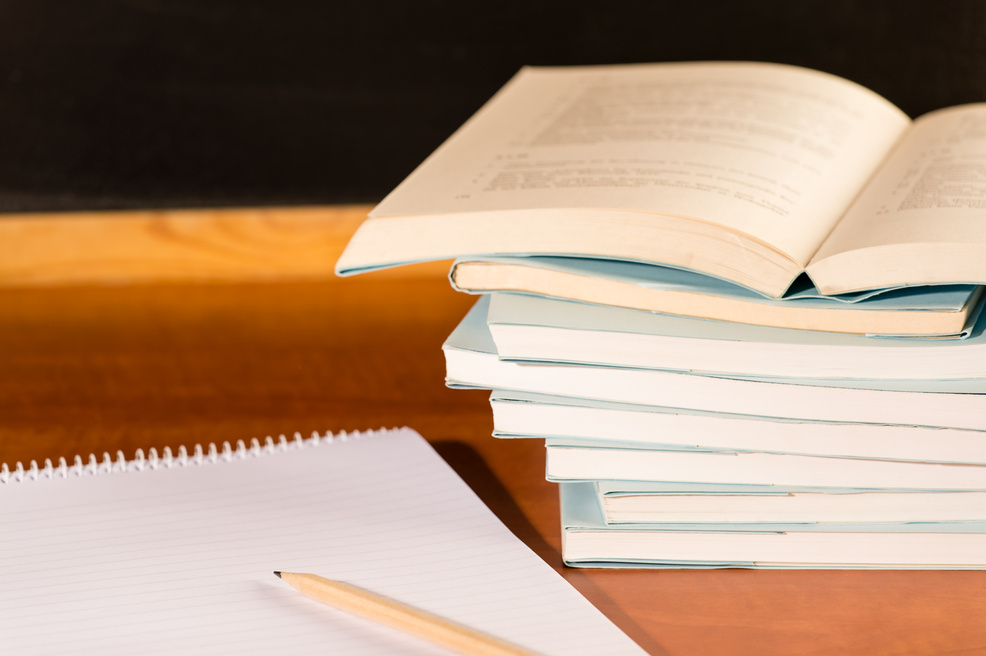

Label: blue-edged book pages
[452,256,984,338]
[543,439,986,489]
[443,298,986,431]
[488,391,986,465]
[591,480,986,525]
[559,482,986,569]
[485,292,986,380]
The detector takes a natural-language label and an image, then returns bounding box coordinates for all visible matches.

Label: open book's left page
[0,428,644,655]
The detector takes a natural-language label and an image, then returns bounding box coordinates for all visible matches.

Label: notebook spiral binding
[0,428,391,484]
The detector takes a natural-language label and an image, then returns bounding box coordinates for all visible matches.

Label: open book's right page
[807,104,986,294]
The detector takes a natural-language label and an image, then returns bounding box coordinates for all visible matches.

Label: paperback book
[591,480,986,525]
[452,256,984,337]
[560,482,986,569]
[444,298,986,431]
[490,391,986,465]
[485,292,986,380]
[544,439,986,489]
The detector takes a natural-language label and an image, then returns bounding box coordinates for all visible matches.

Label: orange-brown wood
[0,208,984,655]
[0,205,384,286]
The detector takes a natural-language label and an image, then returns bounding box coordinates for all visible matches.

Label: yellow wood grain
[0,205,449,286]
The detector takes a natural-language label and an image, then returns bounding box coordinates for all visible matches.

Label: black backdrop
[2,0,985,212]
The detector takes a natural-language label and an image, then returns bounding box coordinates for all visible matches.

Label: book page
[374,62,909,265]
[807,104,986,292]
[0,429,644,655]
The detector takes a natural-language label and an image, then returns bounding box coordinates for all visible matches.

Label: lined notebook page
[0,428,644,655]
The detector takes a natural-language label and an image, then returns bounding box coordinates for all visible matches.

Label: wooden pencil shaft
[277,571,539,656]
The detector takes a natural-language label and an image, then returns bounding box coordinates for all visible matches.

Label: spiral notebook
[0,427,644,655]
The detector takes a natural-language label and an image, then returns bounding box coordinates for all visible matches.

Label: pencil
[274,571,541,656]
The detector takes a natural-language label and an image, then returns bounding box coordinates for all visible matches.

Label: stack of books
[337,61,986,568]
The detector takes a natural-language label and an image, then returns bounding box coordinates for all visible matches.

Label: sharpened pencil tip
[273,571,282,578]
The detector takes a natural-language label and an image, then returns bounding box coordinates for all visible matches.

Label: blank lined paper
[0,428,644,655]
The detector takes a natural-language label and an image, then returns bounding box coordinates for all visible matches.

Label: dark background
[2,0,985,212]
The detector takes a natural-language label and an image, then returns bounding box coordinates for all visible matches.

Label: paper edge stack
[435,267,986,569]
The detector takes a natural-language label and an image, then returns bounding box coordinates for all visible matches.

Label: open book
[337,61,986,299]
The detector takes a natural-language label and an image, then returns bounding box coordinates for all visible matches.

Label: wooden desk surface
[1,207,984,655]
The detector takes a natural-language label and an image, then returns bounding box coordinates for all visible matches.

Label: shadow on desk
[433,439,671,656]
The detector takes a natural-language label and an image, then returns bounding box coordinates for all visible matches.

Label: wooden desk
[1,207,984,655]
